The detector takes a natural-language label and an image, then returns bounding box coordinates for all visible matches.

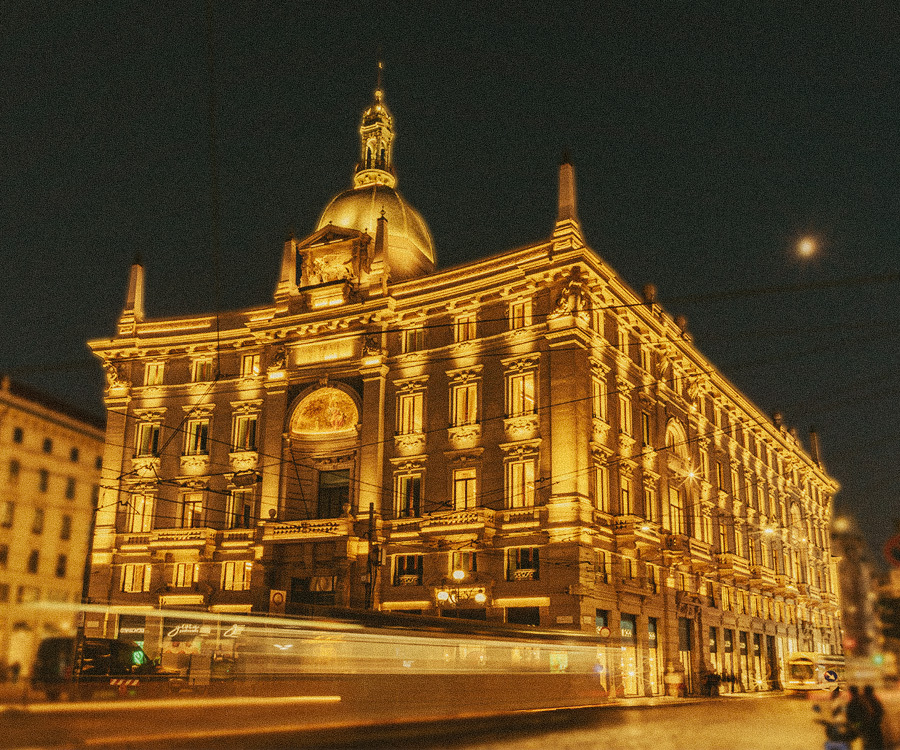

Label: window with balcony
[221,561,251,591]
[126,494,154,533]
[454,312,477,343]
[240,353,261,378]
[509,299,531,330]
[393,554,423,585]
[506,372,535,418]
[179,492,203,528]
[145,362,165,386]
[184,419,209,455]
[396,392,423,435]
[452,468,476,510]
[317,469,349,519]
[506,459,535,508]
[232,414,258,451]
[395,474,421,518]
[507,547,539,581]
[135,422,161,456]
[401,327,424,354]
[227,489,254,529]
[450,383,478,426]
[121,563,151,593]
[172,562,199,588]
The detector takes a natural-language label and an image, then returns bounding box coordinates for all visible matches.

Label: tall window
[0,544,8,569]
[318,469,350,519]
[1,501,13,528]
[127,494,154,533]
[718,522,729,553]
[594,465,609,512]
[397,392,423,434]
[451,550,477,575]
[395,474,421,518]
[509,299,532,330]
[27,549,39,573]
[232,414,258,451]
[172,562,199,588]
[596,551,609,583]
[507,547,539,580]
[121,564,151,593]
[240,353,261,378]
[8,459,20,482]
[191,359,213,382]
[227,489,254,528]
[180,492,203,528]
[454,313,477,343]
[135,422,160,456]
[221,561,251,591]
[184,419,209,455]
[55,554,67,578]
[452,468,477,510]
[620,480,633,515]
[644,486,657,522]
[393,554,423,585]
[507,372,535,417]
[668,486,684,535]
[401,327,424,353]
[32,507,45,534]
[451,383,478,426]
[12,427,23,443]
[507,459,535,508]
[145,362,165,386]
[65,477,76,499]
[591,377,607,420]
[619,394,633,434]
[39,469,49,492]
[641,411,651,446]
[60,515,72,540]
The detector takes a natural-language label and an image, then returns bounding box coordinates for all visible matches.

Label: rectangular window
[716,462,725,488]
[451,550,477,575]
[668,486,684,535]
[718,522,728,553]
[596,550,609,583]
[452,468,477,510]
[191,359,213,382]
[145,362,165,386]
[65,477,76,499]
[393,554,423,585]
[121,563,151,593]
[451,383,478,426]
[0,544,7,568]
[232,414,258,451]
[27,549,39,574]
[641,411,651,446]
[620,482,632,515]
[397,392,423,434]
[39,469,49,492]
[619,395,633,435]
[172,562,199,588]
[60,514,72,541]
[731,467,741,500]
[507,547,539,581]
[184,419,209,455]
[595,465,609,512]
[639,346,650,372]
[454,313,477,343]
[645,486,657,522]
[55,554,67,578]
[316,469,349,519]
[126,494,154,533]
[1,500,13,528]
[648,564,658,593]
[32,507,45,535]
[509,299,532,330]
[507,372,535,417]
[227,489,254,529]
[507,459,535,508]
[395,474,422,518]
[240,353,261,378]
[180,492,203,528]
[401,327,424,353]
[700,450,710,479]
[221,560,251,591]
[591,377,607,420]
[9,458,20,482]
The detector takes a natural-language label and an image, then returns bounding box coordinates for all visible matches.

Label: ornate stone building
[86,81,841,696]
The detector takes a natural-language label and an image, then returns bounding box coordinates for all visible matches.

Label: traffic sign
[823,669,839,683]
[884,534,900,569]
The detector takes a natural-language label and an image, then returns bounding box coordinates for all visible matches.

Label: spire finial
[376,59,384,93]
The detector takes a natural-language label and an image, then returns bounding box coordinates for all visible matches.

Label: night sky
[3,3,898,566]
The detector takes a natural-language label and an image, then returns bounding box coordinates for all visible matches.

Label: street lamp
[436,570,487,607]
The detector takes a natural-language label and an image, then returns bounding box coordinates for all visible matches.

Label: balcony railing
[263,517,353,541]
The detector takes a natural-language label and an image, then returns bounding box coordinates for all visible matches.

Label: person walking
[859,685,885,750]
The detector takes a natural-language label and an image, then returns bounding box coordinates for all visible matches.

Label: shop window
[506,607,540,626]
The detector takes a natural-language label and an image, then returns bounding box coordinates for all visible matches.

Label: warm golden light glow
[797,236,818,257]
[452,569,465,581]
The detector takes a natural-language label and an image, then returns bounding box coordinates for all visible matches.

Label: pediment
[296,224,371,251]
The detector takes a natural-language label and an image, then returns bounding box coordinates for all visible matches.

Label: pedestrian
[859,685,885,750]
[814,686,855,750]
[846,685,865,739]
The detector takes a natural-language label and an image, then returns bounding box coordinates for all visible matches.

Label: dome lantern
[354,61,397,189]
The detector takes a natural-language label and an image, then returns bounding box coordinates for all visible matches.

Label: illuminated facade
[0,377,104,676]
[87,82,841,695]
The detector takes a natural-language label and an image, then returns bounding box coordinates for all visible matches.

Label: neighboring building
[85,80,841,696]
[0,376,104,677]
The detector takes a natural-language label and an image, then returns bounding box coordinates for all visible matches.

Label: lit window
[228,489,254,528]
[507,547,539,581]
[454,313,477,343]
[191,359,213,383]
[180,492,203,528]
[126,494,154,533]
[393,554,423,585]
[32,507,45,535]
[619,394,633,435]
[60,515,72,540]
[507,459,535,508]
[509,299,532,330]
[55,554,67,578]
[184,419,209,455]
[401,327,424,354]
[395,474,421,518]
[644,486,656,522]
[121,563,151,593]
[240,353,261,378]
[668,486,684,535]
[594,465,609,512]
[221,560,251,591]
[396,392,423,435]
[172,562,199,588]
[451,551,477,575]
[145,362,165,386]
[452,468,477,510]
[232,414,258,451]
[591,378,607,420]
[450,383,478,426]
[507,372,535,417]
[135,422,161,456]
